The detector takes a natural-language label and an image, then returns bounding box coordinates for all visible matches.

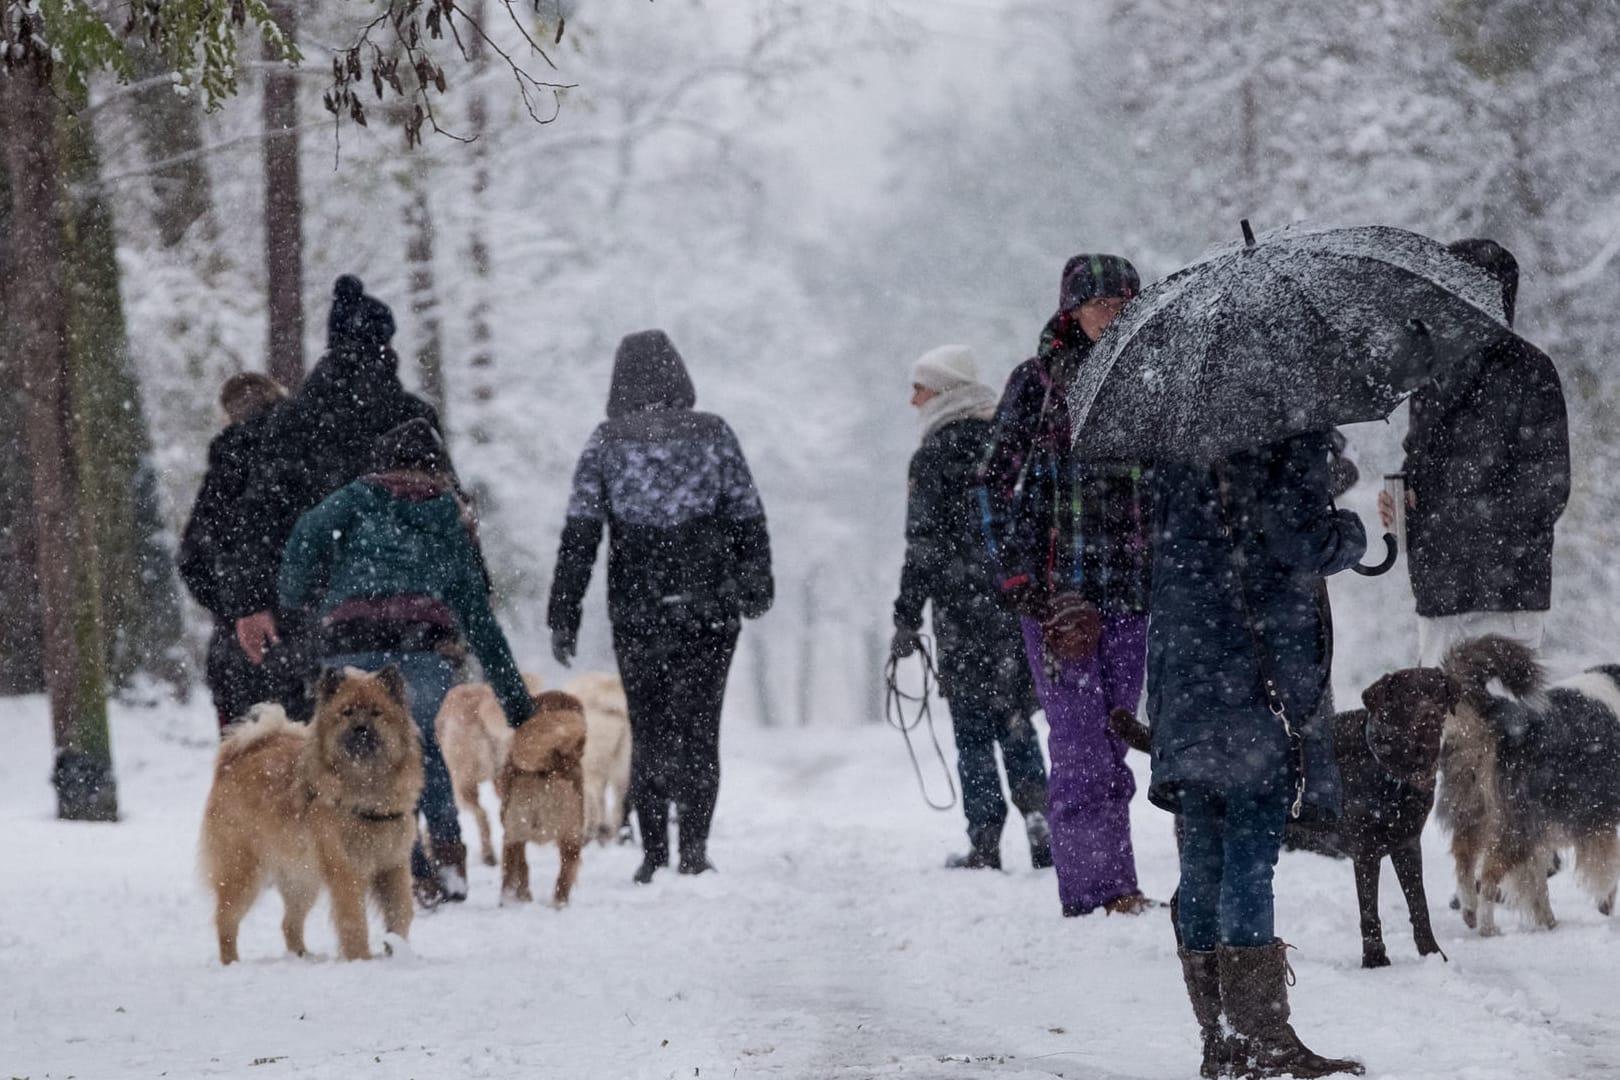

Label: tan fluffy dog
[498,690,588,907]
[436,672,544,866]
[199,667,424,964]
[563,672,633,844]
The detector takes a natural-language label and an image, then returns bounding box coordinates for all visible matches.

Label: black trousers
[205,618,308,730]
[612,612,740,863]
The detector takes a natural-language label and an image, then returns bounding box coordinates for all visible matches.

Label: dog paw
[382,933,414,961]
[1461,909,1478,930]
[481,852,498,868]
[1478,924,1501,938]
[1599,898,1614,917]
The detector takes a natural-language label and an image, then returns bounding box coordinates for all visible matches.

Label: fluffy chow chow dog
[200,667,424,964]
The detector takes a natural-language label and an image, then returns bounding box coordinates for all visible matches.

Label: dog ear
[314,666,347,703]
[1361,675,1390,715]
[373,665,409,707]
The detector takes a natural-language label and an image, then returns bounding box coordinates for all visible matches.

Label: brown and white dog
[1436,636,1620,936]
[498,690,589,908]
[436,672,544,867]
[563,672,633,844]
[200,668,424,963]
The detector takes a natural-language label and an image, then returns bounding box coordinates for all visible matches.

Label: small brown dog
[199,667,424,964]
[436,672,544,866]
[497,690,588,907]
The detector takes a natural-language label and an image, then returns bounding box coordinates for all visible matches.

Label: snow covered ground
[3,692,1617,1080]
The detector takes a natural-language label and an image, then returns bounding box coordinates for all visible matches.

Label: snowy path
[3,695,1617,1079]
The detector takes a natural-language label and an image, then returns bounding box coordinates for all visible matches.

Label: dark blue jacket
[1146,432,1367,815]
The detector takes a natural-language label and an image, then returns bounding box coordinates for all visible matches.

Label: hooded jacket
[1401,332,1568,617]
[977,312,1153,615]
[547,331,773,634]
[279,474,531,727]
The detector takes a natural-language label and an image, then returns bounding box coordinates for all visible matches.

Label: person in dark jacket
[223,275,442,717]
[1378,239,1569,666]
[1149,431,1366,1080]
[978,254,1154,917]
[177,372,290,730]
[280,418,533,909]
[891,344,1051,871]
[547,330,773,884]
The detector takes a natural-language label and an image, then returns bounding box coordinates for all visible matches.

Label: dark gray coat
[1146,432,1367,815]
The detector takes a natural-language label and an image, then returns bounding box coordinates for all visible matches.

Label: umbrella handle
[1351,532,1399,577]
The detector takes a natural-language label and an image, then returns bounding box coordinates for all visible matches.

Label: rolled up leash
[883,635,958,812]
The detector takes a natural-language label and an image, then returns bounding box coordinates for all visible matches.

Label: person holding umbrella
[978,254,1154,917]
[1062,222,1517,1078]
[891,344,1052,871]
[1377,238,1569,666]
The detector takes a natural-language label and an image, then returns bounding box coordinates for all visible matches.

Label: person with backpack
[891,344,1051,871]
[547,330,773,884]
[279,419,533,909]
[978,254,1154,917]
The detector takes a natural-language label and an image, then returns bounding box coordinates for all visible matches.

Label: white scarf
[918,382,999,443]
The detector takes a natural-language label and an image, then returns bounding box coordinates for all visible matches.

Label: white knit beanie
[911,344,979,393]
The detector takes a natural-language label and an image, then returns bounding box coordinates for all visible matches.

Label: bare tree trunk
[464,0,496,446]
[131,49,217,248]
[263,0,305,389]
[403,185,446,418]
[0,70,118,821]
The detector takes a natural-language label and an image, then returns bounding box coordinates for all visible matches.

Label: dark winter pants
[326,650,460,880]
[1175,783,1289,951]
[947,680,1048,848]
[206,619,288,730]
[1021,613,1145,914]
[612,614,740,864]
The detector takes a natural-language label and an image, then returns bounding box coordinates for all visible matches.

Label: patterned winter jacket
[547,331,773,635]
[977,313,1153,616]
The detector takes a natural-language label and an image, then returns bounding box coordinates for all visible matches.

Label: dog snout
[344,723,381,758]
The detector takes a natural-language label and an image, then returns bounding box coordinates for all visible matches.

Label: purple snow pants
[1021,613,1147,915]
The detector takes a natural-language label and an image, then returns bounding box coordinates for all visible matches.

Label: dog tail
[215,703,304,773]
[1442,634,1545,706]
[1107,708,1152,755]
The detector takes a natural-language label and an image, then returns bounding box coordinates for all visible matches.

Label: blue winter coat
[1145,432,1367,816]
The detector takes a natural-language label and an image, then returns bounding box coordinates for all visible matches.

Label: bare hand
[1377,490,1416,529]
[235,611,280,665]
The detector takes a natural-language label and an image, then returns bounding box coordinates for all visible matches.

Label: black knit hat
[373,417,448,475]
[327,274,396,351]
[1059,254,1141,311]
[1447,238,1519,327]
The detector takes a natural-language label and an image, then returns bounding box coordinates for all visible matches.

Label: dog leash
[883,635,959,812]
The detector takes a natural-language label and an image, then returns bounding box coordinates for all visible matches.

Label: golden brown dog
[497,690,588,907]
[436,672,544,866]
[199,667,424,964]
[563,671,633,844]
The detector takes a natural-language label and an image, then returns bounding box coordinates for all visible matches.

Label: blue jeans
[326,651,460,879]
[1176,784,1289,951]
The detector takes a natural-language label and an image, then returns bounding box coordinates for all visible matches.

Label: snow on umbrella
[1068,222,1514,465]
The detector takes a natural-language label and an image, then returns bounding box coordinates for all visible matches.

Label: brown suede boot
[1179,948,1229,1079]
[1218,942,1364,1078]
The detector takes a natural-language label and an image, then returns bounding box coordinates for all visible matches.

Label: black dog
[1111,673,1450,969]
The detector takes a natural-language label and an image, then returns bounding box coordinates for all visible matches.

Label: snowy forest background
[3,0,1619,729]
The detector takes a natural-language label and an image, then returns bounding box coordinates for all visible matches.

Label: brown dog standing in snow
[498,690,588,907]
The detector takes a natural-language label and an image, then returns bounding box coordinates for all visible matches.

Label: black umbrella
[1070,222,1512,463]
[1068,221,1516,575]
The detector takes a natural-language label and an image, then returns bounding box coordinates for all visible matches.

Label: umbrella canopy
[1068,223,1515,463]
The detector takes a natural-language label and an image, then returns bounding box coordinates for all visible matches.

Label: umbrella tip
[1241,219,1256,247]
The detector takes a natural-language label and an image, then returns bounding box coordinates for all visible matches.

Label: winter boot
[432,839,469,903]
[633,849,669,885]
[413,871,449,911]
[1103,891,1156,916]
[945,828,1002,870]
[1218,942,1364,1078]
[1179,948,1230,1079]
[1025,811,1054,869]
[678,851,716,875]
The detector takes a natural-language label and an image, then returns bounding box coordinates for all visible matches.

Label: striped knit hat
[1059,254,1140,311]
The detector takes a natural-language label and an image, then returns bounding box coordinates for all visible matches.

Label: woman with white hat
[892,344,1052,870]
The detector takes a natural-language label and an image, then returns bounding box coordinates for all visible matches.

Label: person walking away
[1150,431,1366,1079]
[1378,238,1569,666]
[177,373,290,731]
[221,275,444,718]
[978,254,1154,916]
[547,330,773,885]
[278,419,532,909]
[891,344,1052,870]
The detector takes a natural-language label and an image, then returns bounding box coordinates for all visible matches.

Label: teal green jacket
[279,476,532,727]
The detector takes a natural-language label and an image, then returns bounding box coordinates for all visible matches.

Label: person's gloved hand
[739,584,772,620]
[550,626,577,668]
[889,627,921,660]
